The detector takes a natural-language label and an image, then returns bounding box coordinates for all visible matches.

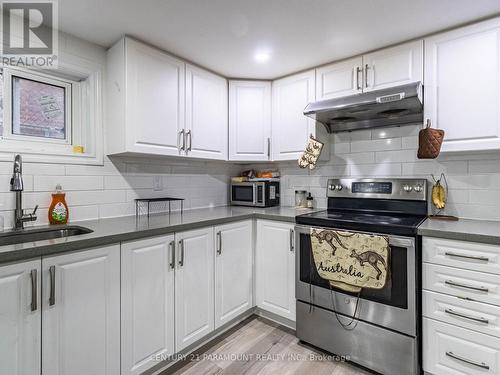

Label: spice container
[295,190,307,208]
[306,193,314,208]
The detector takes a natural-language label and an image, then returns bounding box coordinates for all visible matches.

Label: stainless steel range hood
[303,82,423,133]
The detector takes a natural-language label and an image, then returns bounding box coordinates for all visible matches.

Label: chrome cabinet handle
[445,280,489,293]
[445,351,490,370]
[169,240,175,269]
[355,67,362,90]
[178,129,185,151]
[364,64,370,88]
[49,265,56,306]
[445,252,490,262]
[267,137,271,158]
[216,231,222,255]
[178,240,184,267]
[290,229,294,252]
[30,269,37,312]
[186,130,192,152]
[444,308,489,324]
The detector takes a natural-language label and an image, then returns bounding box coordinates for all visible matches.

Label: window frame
[3,67,74,146]
[0,53,103,166]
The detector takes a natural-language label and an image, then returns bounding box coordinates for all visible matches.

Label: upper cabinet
[316,40,423,101]
[107,37,228,160]
[272,70,320,161]
[229,80,272,161]
[185,64,228,160]
[425,18,500,152]
[316,56,363,100]
[107,38,185,157]
[363,40,423,92]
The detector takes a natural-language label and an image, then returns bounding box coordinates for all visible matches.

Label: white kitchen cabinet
[256,220,296,321]
[272,70,320,161]
[185,64,228,160]
[121,235,175,375]
[0,259,41,375]
[42,245,120,375]
[107,37,185,156]
[229,80,272,161]
[363,40,423,92]
[175,227,215,351]
[425,17,500,152]
[215,220,253,328]
[316,57,363,100]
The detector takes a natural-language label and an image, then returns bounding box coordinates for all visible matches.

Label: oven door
[295,224,416,336]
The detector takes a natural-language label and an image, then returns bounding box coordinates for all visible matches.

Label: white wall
[0,155,234,229]
[245,124,500,221]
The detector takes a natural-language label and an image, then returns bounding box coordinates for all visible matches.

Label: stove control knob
[414,184,423,193]
[403,184,413,192]
[328,184,336,190]
[336,184,343,191]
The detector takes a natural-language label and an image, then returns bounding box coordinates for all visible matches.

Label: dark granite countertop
[0,206,319,264]
[418,217,500,245]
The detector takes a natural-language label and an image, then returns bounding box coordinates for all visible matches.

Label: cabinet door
[363,40,423,92]
[175,227,215,351]
[0,260,41,375]
[215,220,253,328]
[425,18,500,152]
[42,245,120,375]
[185,64,228,160]
[229,81,271,161]
[126,38,185,156]
[316,57,363,100]
[272,70,316,161]
[121,235,175,375]
[256,220,296,321]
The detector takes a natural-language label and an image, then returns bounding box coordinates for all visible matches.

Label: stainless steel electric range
[295,178,428,375]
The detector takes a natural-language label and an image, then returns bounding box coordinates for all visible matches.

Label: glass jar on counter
[295,190,308,208]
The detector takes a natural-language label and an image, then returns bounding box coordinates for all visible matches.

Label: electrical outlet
[153,176,163,191]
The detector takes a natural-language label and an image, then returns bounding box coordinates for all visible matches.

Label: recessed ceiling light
[254,51,270,63]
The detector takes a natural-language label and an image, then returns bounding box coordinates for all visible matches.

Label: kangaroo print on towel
[310,228,390,293]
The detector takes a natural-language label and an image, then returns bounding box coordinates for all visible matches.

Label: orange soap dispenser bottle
[49,184,69,225]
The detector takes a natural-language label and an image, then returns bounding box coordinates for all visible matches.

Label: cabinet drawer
[423,237,500,275]
[423,290,500,338]
[423,263,500,307]
[423,318,500,375]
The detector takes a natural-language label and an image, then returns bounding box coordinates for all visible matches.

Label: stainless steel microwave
[230,181,280,207]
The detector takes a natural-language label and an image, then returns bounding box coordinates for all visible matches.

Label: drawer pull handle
[445,252,490,262]
[444,308,489,324]
[445,351,490,370]
[30,269,37,312]
[445,280,489,293]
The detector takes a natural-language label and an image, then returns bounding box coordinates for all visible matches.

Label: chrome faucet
[10,155,38,230]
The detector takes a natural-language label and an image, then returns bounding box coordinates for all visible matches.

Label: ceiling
[58,0,500,79]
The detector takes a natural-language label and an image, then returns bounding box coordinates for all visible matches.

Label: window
[12,76,68,140]
[0,64,103,165]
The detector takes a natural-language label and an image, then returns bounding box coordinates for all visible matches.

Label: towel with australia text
[310,228,390,293]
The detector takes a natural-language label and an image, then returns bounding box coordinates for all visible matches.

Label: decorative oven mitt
[298,135,324,169]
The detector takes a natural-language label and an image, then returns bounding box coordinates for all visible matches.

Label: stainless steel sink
[0,225,93,246]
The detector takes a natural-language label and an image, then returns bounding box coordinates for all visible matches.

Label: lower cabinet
[256,220,296,321]
[0,259,41,375]
[215,220,253,328]
[42,245,121,375]
[175,227,215,351]
[121,235,175,375]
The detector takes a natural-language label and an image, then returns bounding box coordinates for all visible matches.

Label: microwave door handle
[252,184,257,205]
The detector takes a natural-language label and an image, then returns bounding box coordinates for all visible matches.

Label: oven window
[299,232,408,309]
[232,186,254,202]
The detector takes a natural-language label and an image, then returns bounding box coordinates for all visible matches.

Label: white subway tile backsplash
[34,175,104,192]
[350,138,402,153]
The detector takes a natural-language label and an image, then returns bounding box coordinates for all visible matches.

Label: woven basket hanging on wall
[417,119,445,159]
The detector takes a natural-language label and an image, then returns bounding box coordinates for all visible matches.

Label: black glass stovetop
[296,209,426,236]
